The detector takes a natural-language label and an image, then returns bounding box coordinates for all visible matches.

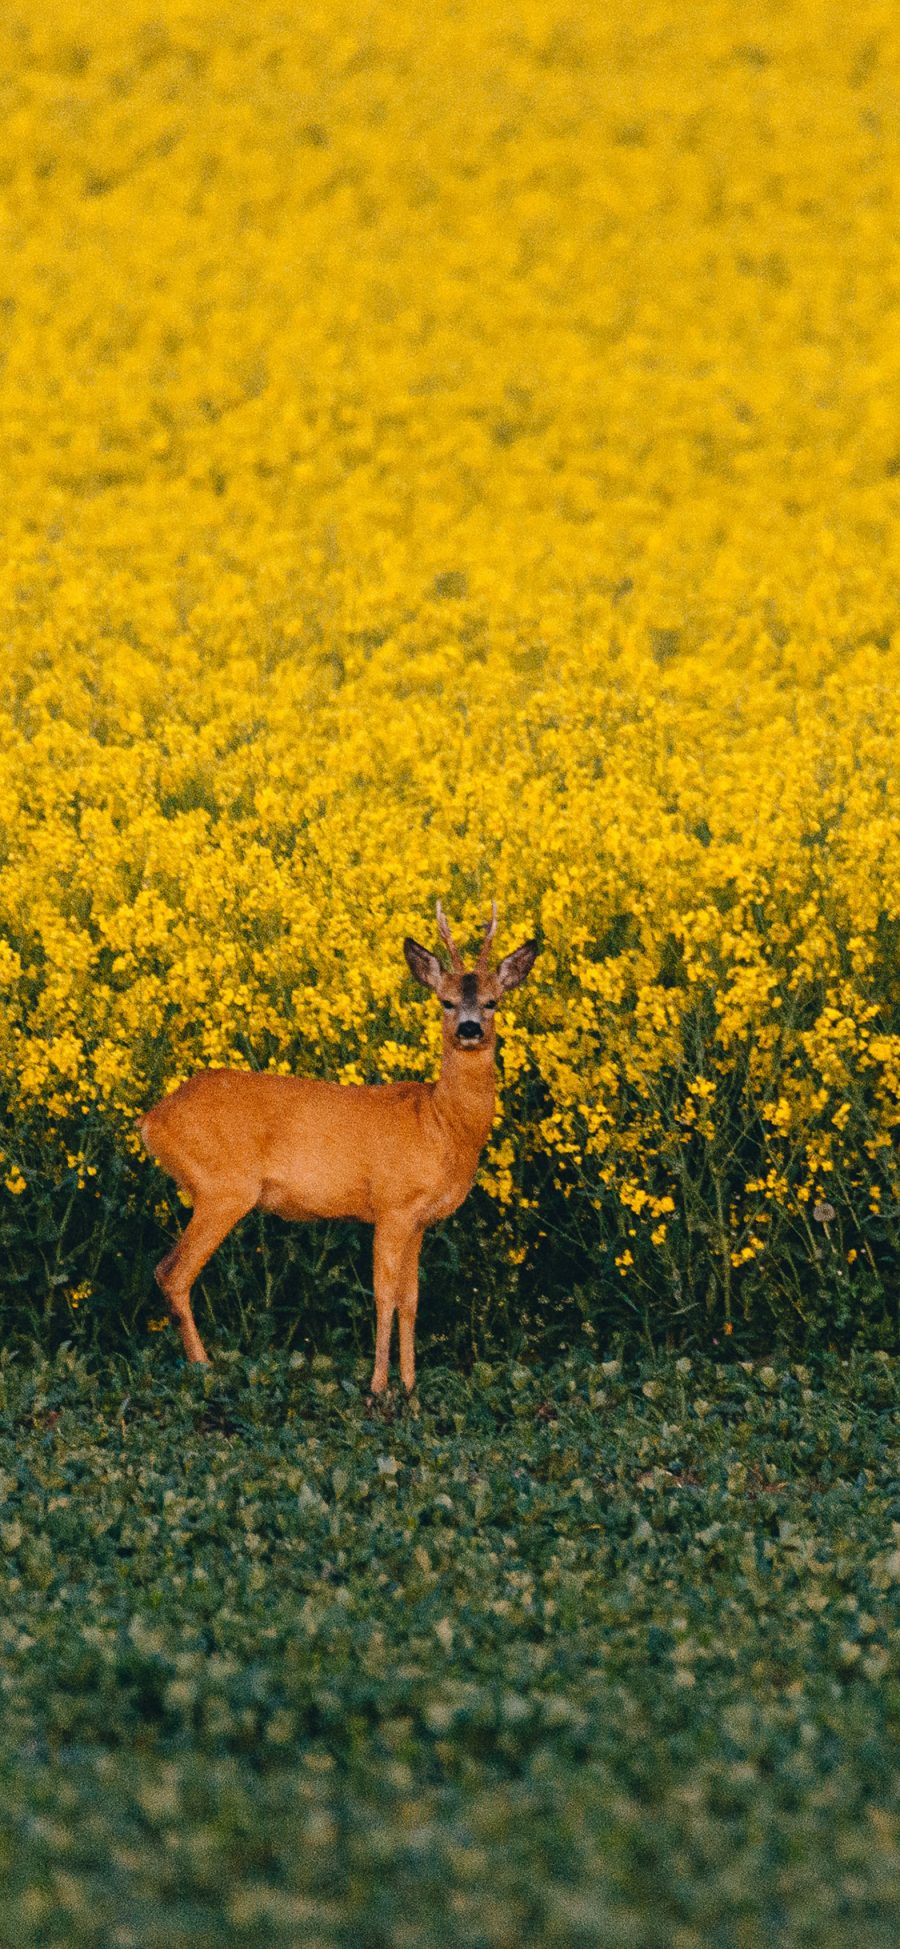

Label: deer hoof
[366,1388,395,1420]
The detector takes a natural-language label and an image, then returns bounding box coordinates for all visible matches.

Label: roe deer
[137,903,538,1393]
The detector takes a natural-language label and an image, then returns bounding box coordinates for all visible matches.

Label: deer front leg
[397,1229,424,1393]
[370,1219,421,1395]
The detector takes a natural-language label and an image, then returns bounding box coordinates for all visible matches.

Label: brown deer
[137,903,538,1393]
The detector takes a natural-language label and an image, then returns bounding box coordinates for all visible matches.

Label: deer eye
[441,999,455,1011]
[484,999,497,1010]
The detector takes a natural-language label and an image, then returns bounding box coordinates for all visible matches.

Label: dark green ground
[0,1344,897,1947]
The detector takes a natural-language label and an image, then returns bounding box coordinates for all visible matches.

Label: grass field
[1,1344,896,1946]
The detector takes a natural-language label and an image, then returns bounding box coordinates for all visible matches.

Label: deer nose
[457,1020,484,1042]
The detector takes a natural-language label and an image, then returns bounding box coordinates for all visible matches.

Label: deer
[137,903,538,1395]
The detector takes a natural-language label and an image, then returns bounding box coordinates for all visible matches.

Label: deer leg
[370,1219,419,1395]
[397,1230,424,1393]
[155,1193,254,1363]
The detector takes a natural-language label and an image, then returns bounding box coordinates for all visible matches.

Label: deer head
[404,901,539,1052]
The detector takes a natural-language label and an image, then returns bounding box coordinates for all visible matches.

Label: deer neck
[433,1042,496,1154]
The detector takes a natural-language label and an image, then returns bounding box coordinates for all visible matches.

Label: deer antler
[475,900,498,973]
[436,900,464,973]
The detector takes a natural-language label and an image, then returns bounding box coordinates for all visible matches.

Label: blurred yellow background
[1,1,899,1324]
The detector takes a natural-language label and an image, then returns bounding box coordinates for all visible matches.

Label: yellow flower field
[0,0,899,1341]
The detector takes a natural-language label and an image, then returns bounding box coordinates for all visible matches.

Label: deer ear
[496,939,539,994]
[403,937,443,991]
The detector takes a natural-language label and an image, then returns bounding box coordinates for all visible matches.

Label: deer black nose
[457,1020,484,1041]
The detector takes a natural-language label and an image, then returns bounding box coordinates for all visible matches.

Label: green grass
[0,1343,897,1947]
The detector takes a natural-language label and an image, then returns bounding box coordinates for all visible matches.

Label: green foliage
[1,1106,897,1366]
[0,1346,897,1945]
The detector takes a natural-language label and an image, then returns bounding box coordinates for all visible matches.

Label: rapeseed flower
[0,0,898,1339]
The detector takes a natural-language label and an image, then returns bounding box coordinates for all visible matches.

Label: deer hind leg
[155,1193,254,1364]
[370,1220,422,1396]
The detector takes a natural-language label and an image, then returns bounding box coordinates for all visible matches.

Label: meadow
[0,1346,897,1946]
